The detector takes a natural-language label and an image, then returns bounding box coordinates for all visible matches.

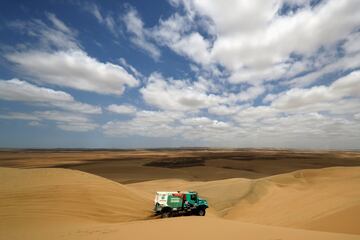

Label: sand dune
[3,216,360,240]
[129,167,360,234]
[2,149,359,182]
[0,167,152,225]
[1,166,360,239]
[224,167,360,234]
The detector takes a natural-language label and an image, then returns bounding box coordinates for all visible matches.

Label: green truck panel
[154,191,208,218]
[167,195,183,208]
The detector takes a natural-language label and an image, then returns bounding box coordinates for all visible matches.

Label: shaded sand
[129,167,360,234]
[1,167,360,239]
[1,149,359,182]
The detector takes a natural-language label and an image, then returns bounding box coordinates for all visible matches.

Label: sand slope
[224,167,360,234]
[1,166,360,239]
[0,167,152,226]
[129,167,360,234]
[7,217,360,240]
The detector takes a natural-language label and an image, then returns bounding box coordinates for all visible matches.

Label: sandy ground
[1,149,360,182]
[1,164,360,240]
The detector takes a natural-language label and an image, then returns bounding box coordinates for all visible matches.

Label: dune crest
[129,167,360,234]
[0,167,152,226]
[1,166,360,239]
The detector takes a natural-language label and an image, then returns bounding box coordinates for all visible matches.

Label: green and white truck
[154,191,208,218]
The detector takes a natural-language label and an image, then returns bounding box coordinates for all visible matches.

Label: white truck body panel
[154,192,176,206]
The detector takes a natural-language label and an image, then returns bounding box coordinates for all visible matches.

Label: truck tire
[161,210,172,218]
[197,209,206,216]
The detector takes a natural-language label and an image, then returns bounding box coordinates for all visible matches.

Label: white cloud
[121,1,359,88]
[181,116,214,126]
[102,110,233,143]
[163,0,360,88]
[56,122,98,132]
[135,110,184,125]
[46,13,72,35]
[181,116,231,130]
[0,79,101,114]
[7,50,139,95]
[141,72,224,111]
[3,2,360,148]
[0,110,98,132]
[122,8,161,60]
[208,105,242,116]
[103,110,184,137]
[287,50,360,87]
[37,111,99,132]
[233,106,279,123]
[0,112,40,121]
[344,32,360,54]
[354,113,360,120]
[107,104,137,114]
[201,0,359,69]
[271,70,360,110]
[229,84,266,102]
[9,14,79,50]
[170,32,211,65]
[84,3,118,36]
[7,14,140,96]
[151,13,211,65]
[29,121,42,127]
[118,58,143,78]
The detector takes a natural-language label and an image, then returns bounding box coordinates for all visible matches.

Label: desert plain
[1,148,360,240]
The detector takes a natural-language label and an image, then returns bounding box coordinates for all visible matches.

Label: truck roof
[155,191,197,195]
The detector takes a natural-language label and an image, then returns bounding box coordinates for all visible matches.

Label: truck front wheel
[197,209,206,216]
[161,210,172,218]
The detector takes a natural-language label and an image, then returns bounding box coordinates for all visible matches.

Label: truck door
[187,193,198,206]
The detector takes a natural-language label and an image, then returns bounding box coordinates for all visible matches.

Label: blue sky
[0,0,359,149]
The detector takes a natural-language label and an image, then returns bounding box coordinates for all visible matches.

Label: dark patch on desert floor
[0,148,359,183]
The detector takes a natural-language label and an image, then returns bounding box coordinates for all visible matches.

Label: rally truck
[154,191,208,218]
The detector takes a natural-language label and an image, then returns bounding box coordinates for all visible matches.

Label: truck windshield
[190,194,197,201]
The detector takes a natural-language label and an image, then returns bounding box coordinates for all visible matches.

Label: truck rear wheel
[198,209,206,216]
[161,210,172,218]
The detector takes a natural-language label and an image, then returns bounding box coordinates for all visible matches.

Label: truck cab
[154,191,208,218]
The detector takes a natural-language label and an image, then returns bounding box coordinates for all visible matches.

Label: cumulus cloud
[103,110,184,137]
[208,105,242,116]
[122,7,161,60]
[37,110,99,132]
[122,1,360,86]
[157,0,360,88]
[181,117,230,128]
[271,70,360,110]
[229,84,266,102]
[151,13,211,65]
[0,110,98,132]
[107,104,137,114]
[2,2,360,148]
[102,110,234,144]
[141,72,224,111]
[287,49,360,87]
[233,106,279,123]
[190,0,359,68]
[181,116,214,126]
[0,112,40,121]
[0,79,101,114]
[7,50,139,95]
[6,13,140,96]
